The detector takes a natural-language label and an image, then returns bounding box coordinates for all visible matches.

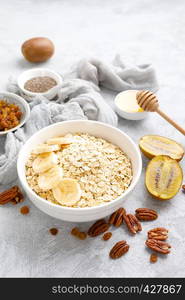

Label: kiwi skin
[21,37,54,63]
[139,135,184,162]
[145,155,183,201]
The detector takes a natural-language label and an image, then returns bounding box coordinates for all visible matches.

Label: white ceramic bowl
[114,90,149,120]
[0,92,30,135]
[17,120,142,222]
[17,68,63,100]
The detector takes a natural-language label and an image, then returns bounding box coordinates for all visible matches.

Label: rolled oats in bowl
[25,133,133,208]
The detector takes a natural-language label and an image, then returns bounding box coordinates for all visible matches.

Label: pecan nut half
[108,207,126,227]
[135,208,158,221]
[102,232,112,241]
[148,227,168,241]
[88,219,109,237]
[123,214,142,234]
[146,239,171,254]
[0,186,23,205]
[109,240,129,259]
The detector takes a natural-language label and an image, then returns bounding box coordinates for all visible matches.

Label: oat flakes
[25,133,133,208]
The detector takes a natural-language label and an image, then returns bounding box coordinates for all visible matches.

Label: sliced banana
[52,178,81,205]
[38,166,64,190]
[32,152,58,174]
[32,144,60,154]
[47,136,73,145]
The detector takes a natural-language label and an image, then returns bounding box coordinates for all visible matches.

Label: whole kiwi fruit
[21,37,54,63]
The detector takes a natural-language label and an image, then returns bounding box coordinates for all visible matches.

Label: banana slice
[32,152,58,174]
[38,166,64,190]
[32,144,60,154]
[52,178,81,205]
[46,136,73,145]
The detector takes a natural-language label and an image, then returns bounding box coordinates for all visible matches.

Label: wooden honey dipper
[137,90,185,135]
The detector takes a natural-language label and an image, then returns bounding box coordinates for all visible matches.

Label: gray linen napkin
[77,55,158,92]
[0,56,158,185]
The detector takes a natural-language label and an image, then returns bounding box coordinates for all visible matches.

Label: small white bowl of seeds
[17,68,63,100]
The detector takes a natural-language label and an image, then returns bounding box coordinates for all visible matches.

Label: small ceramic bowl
[0,92,30,135]
[114,90,149,120]
[17,120,142,222]
[17,68,63,100]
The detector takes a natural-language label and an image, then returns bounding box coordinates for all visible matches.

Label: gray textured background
[0,0,185,277]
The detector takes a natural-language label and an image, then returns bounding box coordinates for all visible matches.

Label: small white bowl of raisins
[0,92,30,135]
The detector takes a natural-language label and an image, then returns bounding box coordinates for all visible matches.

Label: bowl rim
[17,68,63,96]
[0,91,30,135]
[17,120,142,212]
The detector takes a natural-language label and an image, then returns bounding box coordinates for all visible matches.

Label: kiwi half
[145,155,183,200]
[139,135,184,161]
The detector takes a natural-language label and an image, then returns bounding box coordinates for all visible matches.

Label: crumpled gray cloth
[0,56,158,185]
[77,55,158,92]
[57,79,118,125]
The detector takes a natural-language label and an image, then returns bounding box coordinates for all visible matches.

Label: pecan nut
[146,239,171,254]
[109,240,129,259]
[102,232,112,241]
[148,227,168,241]
[88,219,109,237]
[0,186,23,205]
[108,207,126,227]
[135,208,158,221]
[123,214,142,234]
